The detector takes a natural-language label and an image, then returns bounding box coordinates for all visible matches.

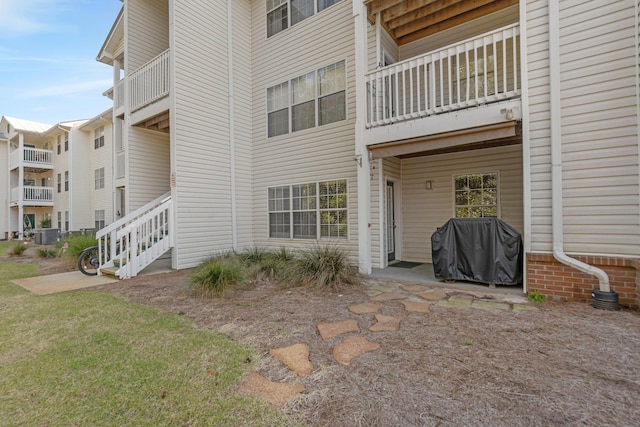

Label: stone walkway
[238,280,536,407]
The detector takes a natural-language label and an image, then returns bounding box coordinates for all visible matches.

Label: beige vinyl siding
[172,0,243,268]
[525,0,552,252]
[126,0,169,72]
[558,0,639,256]
[87,122,115,227]
[251,0,358,258]
[231,0,255,250]
[68,128,92,230]
[401,145,523,263]
[52,131,70,229]
[370,160,381,267]
[127,126,169,211]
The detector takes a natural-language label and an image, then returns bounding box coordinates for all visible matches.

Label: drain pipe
[548,0,612,296]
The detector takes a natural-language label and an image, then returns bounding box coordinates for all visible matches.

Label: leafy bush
[8,243,28,256]
[285,245,359,290]
[39,217,52,228]
[61,233,98,261]
[37,248,58,258]
[528,290,547,302]
[189,255,245,297]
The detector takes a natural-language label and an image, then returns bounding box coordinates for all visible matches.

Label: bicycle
[78,241,121,276]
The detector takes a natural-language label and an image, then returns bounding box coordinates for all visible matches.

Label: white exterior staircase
[96,192,173,279]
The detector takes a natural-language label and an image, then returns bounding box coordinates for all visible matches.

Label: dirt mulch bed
[97,270,640,427]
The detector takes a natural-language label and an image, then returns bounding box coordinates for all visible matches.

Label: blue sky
[0,0,122,126]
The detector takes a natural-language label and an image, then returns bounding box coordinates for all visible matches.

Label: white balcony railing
[129,49,170,112]
[10,147,53,169]
[365,24,520,128]
[11,186,54,204]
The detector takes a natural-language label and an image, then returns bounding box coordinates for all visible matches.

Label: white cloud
[21,78,112,99]
[0,0,72,37]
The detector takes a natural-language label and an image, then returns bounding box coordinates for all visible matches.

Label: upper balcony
[113,49,171,131]
[10,186,54,207]
[362,1,521,156]
[10,147,54,172]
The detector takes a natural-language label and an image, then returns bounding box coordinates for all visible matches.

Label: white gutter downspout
[548,0,610,292]
[227,0,238,252]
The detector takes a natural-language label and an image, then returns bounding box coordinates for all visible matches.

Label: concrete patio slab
[11,271,117,295]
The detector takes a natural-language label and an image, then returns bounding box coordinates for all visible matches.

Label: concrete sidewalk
[12,271,118,295]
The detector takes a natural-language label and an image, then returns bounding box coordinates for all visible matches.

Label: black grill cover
[431,218,523,286]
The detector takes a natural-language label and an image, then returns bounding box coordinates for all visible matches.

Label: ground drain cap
[592,289,619,311]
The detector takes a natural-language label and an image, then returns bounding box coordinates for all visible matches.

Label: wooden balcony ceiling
[365,0,518,45]
[135,112,170,134]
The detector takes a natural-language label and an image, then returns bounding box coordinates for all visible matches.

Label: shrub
[528,290,547,303]
[39,217,52,228]
[245,247,295,282]
[37,248,58,258]
[189,255,245,297]
[61,233,98,262]
[285,245,359,290]
[239,247,269,265]
[8,243,28,256]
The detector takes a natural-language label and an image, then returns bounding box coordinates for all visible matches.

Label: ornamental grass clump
[189,254,245,297]
[8,243,28,257]
[286,245,359,290]
[61,233,98,261]
[37,248,58,258]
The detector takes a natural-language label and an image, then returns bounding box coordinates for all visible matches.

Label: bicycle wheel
[78,246,100,276]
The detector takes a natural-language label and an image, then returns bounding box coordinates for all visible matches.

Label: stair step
[100,266,120,278]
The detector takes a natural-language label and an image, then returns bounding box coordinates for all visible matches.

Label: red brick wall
[526,253,639,309]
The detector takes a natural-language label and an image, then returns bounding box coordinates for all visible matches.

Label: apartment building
[96,0,639,308]
[1,112,116,241]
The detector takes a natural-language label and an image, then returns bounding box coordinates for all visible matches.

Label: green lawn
[0,261,287,426]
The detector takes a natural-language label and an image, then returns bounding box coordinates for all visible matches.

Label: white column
[354,1,371,274]
[17,134,24,239]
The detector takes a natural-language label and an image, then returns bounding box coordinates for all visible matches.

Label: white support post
[354,0,372,274]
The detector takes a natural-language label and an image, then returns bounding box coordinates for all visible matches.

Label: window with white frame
[95,210,105,230]
[64,171,69,191]
[64,211,69,231]
[268,179,347,239]
[57,173,61,193]
[57,136,61,155]
[64,133,68,151]
[94,126,105,149]
[454,172,498,218]
[57,211,61,229]
[267,60,345,137]
[95,168,105,190]
[267,0,343,37]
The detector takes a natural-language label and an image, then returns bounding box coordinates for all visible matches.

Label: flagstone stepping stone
[369,314,401,332]
[513,304,539,312]
[269,343,313,377]
[400,284,431,293]
[436,295,473,309]
[349,301,382,314]
[401,300,431,314]
[238,372,305,408]
[333,337,380,365]
[416,288,449,301]
[317,319,359,340]
[472,300,510,312]
[365,283,400,297]
[371,292,407,302]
